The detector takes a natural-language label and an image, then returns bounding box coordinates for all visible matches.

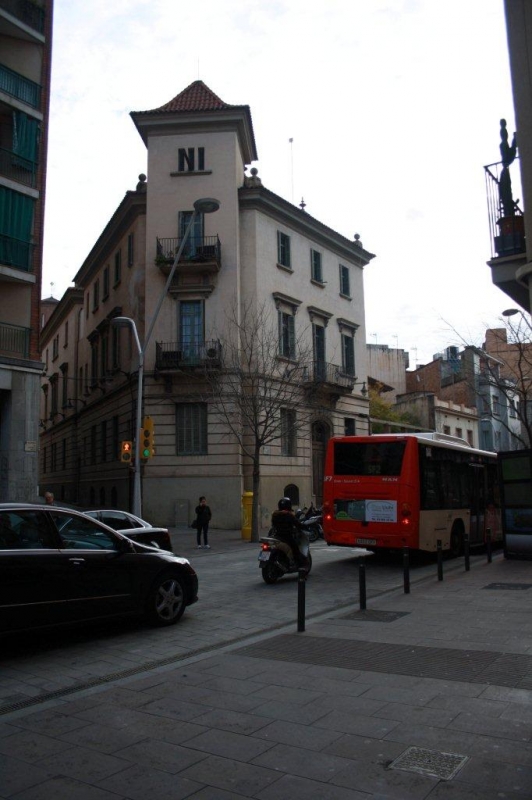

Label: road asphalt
[0,530,531,799]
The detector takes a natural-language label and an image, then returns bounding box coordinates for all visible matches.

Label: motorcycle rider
[271,497,306,567]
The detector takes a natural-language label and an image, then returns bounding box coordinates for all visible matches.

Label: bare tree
[202,300,316,541]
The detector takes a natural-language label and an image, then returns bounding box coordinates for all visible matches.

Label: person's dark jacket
[195,504,212,526]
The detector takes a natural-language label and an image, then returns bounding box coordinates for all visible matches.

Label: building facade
[0,0,52,500]
[39,81,374,528]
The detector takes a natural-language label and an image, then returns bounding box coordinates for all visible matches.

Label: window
[278,310,296,359]
[62,439,67,470]
[114,250,122,285]
[179,210,204,257]
[180,300,204,362]
[443,425,451,435]
[90,341,98,386]
[52,335,59,360]
[50,375,58,415]
[112,416,119,461]
[111,326,121,370]
[127,233,134,267]
[344,418,356,436]
[509,399,517,418]
[60,363,68,408]
[339,264,350,297]
[455,427,463,440]
[277,231,291,269]
[101,420,107,462]
[100,330,108,377]
[281,408,296,456]
[341,333,355,376]
[176,403,207,455]
[313,323,326,379]
[311,249,323,283]
[85,292,89,319]
[64,321,68,348]
[51,442,57,472]
[492,395,500,416]
[91,425,97,465]
[102,266,110,299]
[467,430,473,446]
[92,279,99,311]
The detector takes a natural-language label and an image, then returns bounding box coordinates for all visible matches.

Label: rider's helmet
[278,497,292,511]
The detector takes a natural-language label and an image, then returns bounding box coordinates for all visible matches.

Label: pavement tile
[310,692,389,717]
[253,719,343,751]
[0,753,53,796]
[138,695,213,721]
[255,773,370,799]
[0,729,74,762]
[8,774,127,800]
[188,687,269,713]
[179,753,281,796]
[251,741,354,782]
[426,693,508,717]
[448,710,532,742]
[423,782,525,800]
[56,721,148,754]
[191,708,272,736]
[114,738,207,774]
[35,745,129,783]
[322,732,407,764]
[373,701,459,728]
[97,763,203,800]
[185,728,275,761]
[455,754,532,796]
[252,684,323,706]
[314,709,401,739]
[9,709,92,737]
[252,698,332,726]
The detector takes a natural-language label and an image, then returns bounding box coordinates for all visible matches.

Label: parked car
[0,504,198,634]
[83,509,173,552]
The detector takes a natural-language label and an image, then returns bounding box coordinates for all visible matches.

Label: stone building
[39,81,374,528]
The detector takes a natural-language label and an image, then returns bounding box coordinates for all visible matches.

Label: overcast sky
[43,0,515,367]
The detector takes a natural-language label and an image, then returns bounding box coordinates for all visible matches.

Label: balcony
[155,340,222,371]
[155,235,221,283]
[0,320,30,359]
[1,0,45,34]
[301,360,356,394]
[484,159,526,259]
[0,146,36,187]
[0,233,34,271]
[0,64,41,108]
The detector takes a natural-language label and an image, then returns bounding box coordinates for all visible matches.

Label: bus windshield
[334,440,407,476]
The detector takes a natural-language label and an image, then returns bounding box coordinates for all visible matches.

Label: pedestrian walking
[194,496,212,549]
[44,491,55,506]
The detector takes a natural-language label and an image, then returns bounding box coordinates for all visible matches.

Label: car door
[48,511,138,621]
[0,509,69,633]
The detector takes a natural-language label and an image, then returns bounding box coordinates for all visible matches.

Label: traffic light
[120,440,133,463]
[140,416,154,459]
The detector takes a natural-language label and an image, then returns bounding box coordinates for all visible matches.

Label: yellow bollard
[241,491,253,540]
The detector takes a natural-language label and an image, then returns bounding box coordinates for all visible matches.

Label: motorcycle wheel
[307,526,319,543]
[261,561,284,584]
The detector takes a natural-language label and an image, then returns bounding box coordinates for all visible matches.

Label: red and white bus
[322,433,501,555]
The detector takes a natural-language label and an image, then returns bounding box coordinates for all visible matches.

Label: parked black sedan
[0,504,198,634]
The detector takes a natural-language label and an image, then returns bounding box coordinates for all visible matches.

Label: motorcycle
[295,504,323,542]
[258,527,312,583]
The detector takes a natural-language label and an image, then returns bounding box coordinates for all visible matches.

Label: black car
[0,504,198,633]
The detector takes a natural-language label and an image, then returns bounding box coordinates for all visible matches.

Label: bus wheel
[449,524,464,558]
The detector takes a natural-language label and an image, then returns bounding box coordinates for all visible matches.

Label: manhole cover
[389,746,468,781]
[341,609,410,622]
[483,583,532,591]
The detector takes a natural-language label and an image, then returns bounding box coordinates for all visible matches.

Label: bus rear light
[401,503,412,518]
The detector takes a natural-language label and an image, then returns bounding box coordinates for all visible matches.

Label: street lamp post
[112,197,220,518]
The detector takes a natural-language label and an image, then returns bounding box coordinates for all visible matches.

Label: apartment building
[39,81,374,528]
[0,0,52,500]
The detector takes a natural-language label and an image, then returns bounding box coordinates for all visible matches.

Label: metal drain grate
[483,583,532,591]
[341,609,410,622]
[389,746,469,781]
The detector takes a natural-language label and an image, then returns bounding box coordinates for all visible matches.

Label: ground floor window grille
[176,403,207,455]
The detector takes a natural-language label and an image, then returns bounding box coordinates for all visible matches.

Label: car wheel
[146,571,187,626]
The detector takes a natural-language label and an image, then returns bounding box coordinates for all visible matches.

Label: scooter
[295,505,323,542]
[258,527,312,583]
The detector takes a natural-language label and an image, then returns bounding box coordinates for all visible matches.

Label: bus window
[334,441,406,476]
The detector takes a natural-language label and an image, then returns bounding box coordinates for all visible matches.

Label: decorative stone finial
[354,233,362,247]
[136,173,147,192]
[299,198,306,211]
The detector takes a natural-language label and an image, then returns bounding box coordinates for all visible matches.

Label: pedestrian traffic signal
[120,440,133,463]
[140,416,154,459]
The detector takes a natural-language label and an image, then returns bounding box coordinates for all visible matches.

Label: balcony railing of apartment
[0,63,42,108]
[484,159,525,259]
[0,147,36,187]
[0,320,30,359]
[155,236,221,268]
[301,360,356,391]
[0,233,34,271]
[1,0,45,34]
[155,340,222,370]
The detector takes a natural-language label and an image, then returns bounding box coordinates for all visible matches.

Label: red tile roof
[142,80,231,114]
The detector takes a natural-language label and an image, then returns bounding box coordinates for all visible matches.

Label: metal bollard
[464,533,470,572]
[403,546,410,594]
[297,568,306,632]
[437,539,443,581]
[486,528,492,564]
[358,559,367,610]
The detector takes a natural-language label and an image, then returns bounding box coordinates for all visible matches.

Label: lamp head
[111,316,135,329]
[502,308,519,317]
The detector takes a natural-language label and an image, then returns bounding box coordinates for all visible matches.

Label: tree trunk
[251,442,261,542]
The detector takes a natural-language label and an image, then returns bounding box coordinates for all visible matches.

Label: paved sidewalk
[1,552,531,799]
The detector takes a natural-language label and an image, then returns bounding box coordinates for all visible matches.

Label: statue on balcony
[499,118,518,217]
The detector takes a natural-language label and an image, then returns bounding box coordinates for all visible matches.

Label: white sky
[43,0,515,367]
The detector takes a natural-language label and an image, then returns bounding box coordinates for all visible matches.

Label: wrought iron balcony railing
[0,321,30,358]
[156,235,221,266]
[302,360,356,390]
[1,0,46,34]
[155,340,222,370]
[0,234,34,271]
[484,159,526,259]
[0,147,36,187]
[0,63,41,108]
